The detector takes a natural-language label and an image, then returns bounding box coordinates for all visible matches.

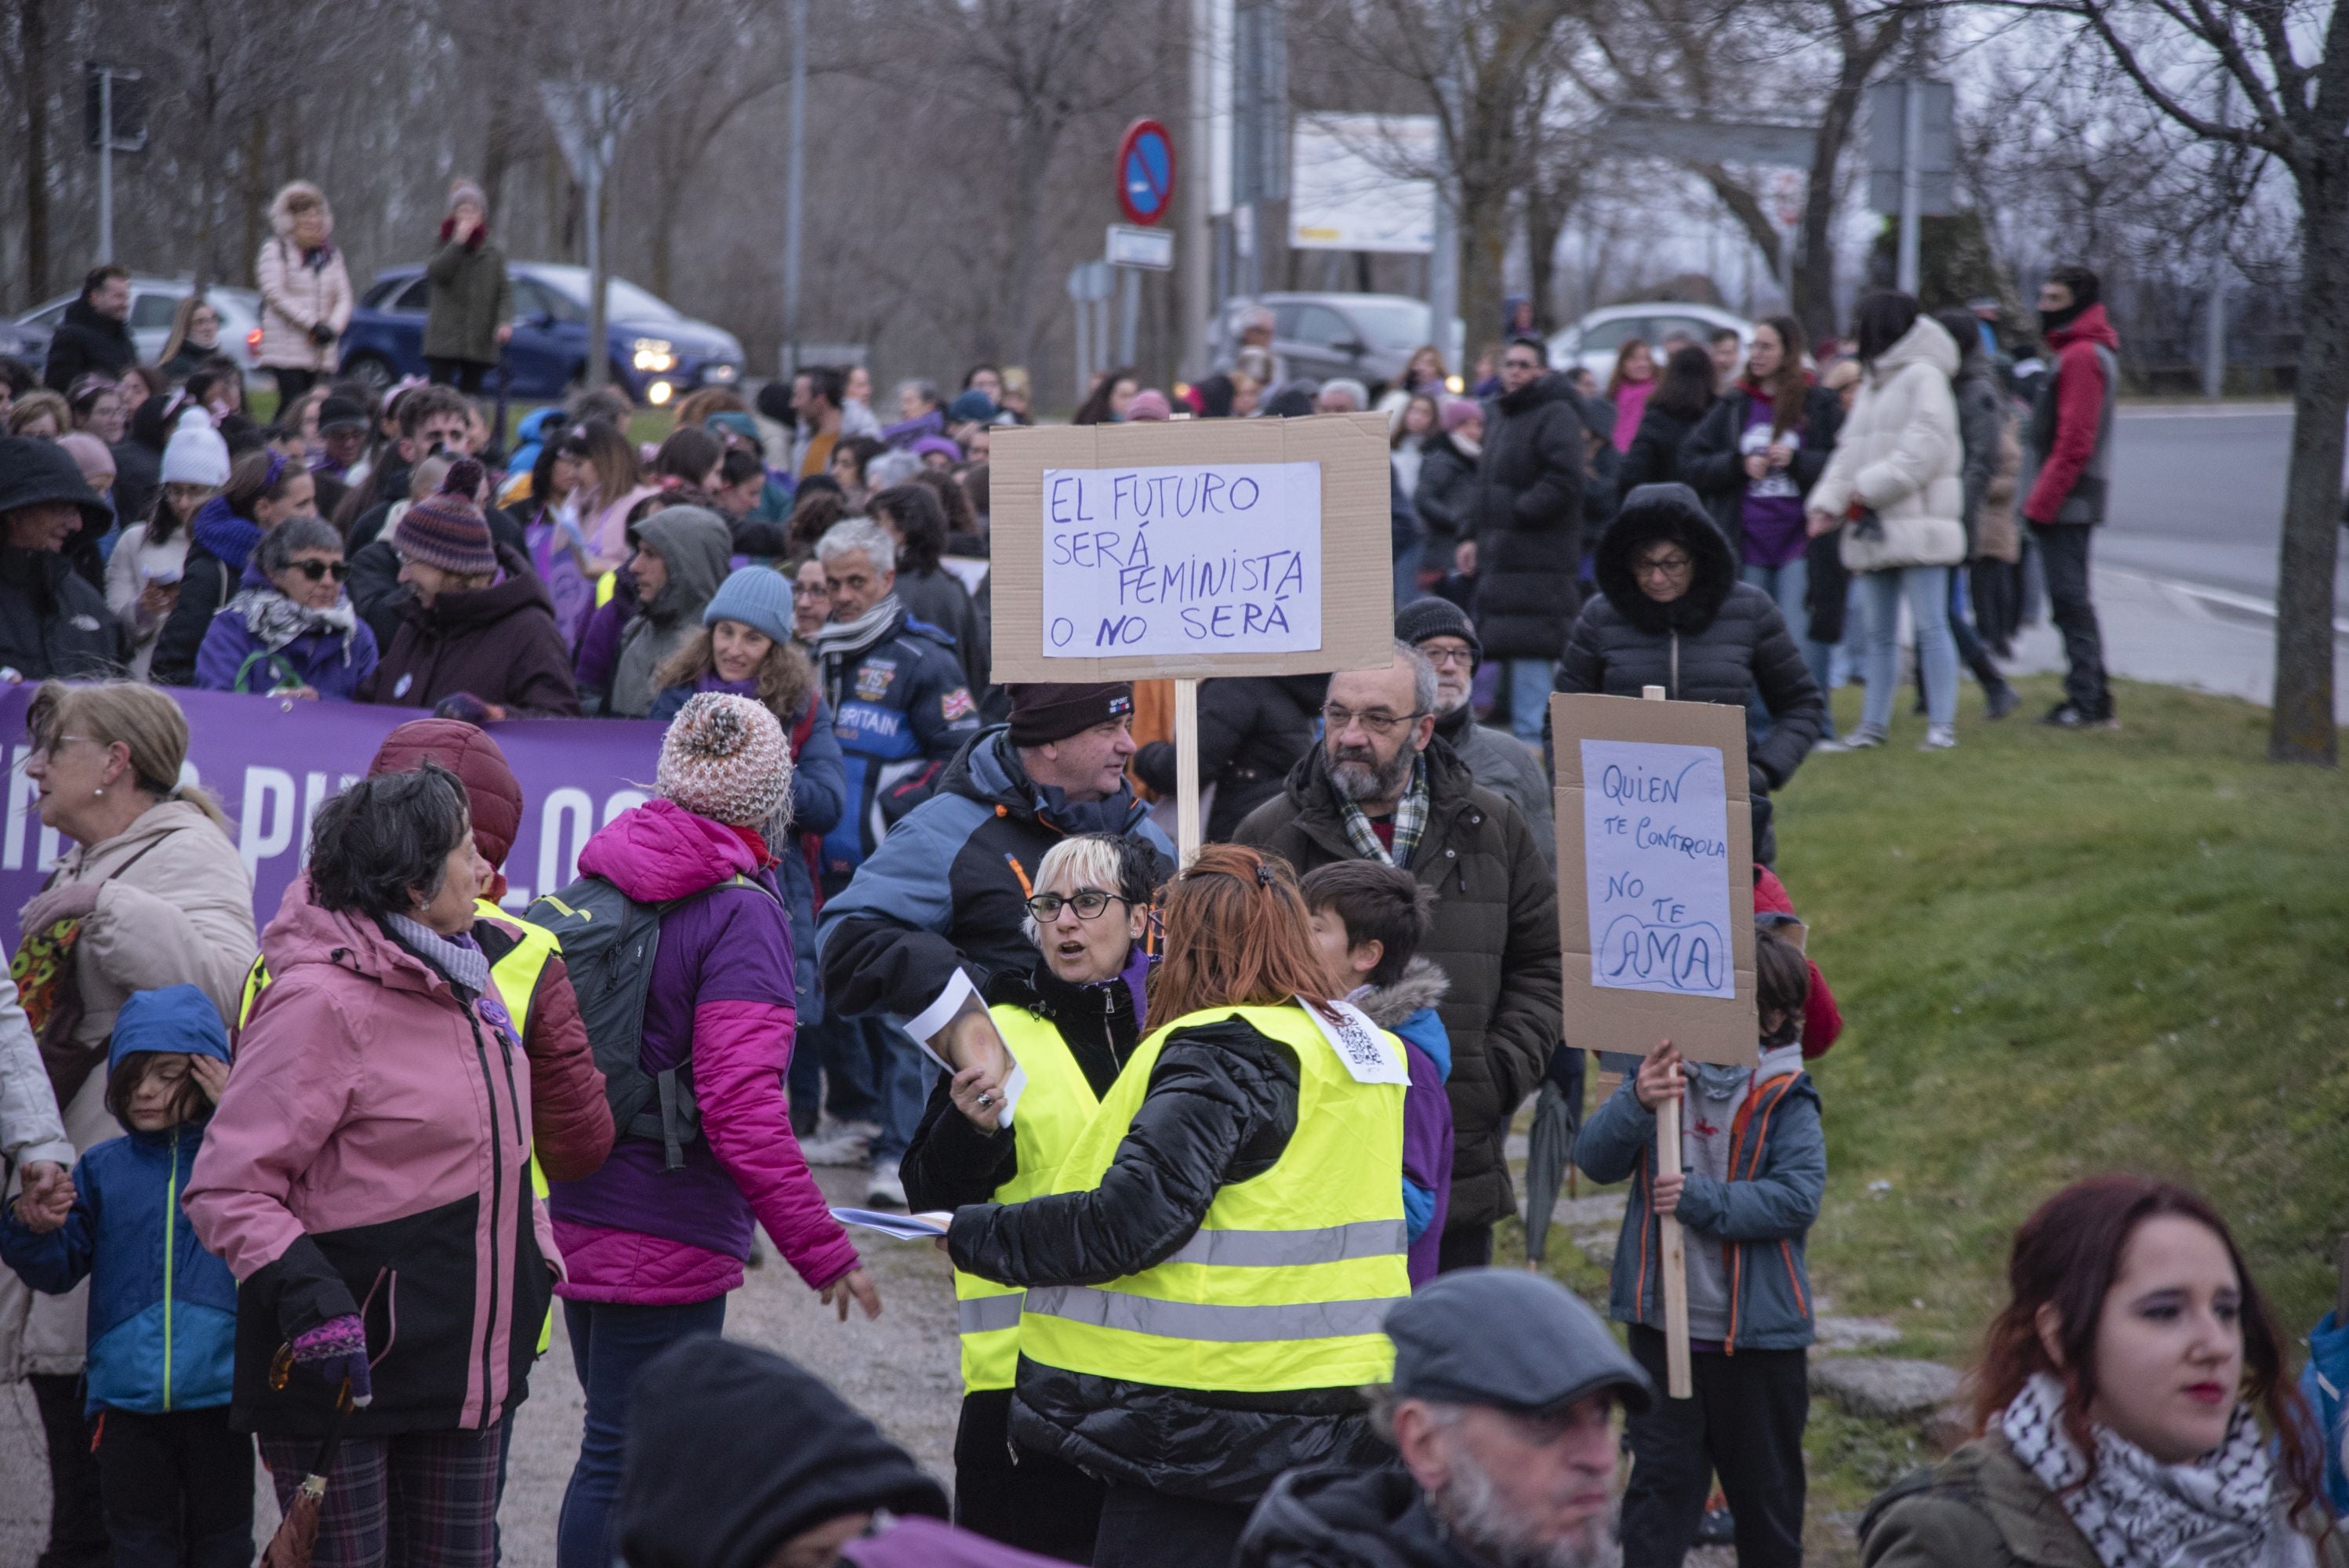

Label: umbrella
[262,1367,360,1568]
[1520,1077,1580,1269]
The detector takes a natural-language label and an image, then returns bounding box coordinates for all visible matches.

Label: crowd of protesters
[0,162,2296,1568]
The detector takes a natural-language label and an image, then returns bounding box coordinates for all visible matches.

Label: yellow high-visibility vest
[1015,1001,1409,1395]
[952,1004,1111,1394]
[240,898,564,1348]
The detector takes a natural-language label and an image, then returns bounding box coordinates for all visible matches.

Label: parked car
[13,277,266,383]
[338,261,743,405]
[1214,292,1465,394]
[1548,302,1752,385]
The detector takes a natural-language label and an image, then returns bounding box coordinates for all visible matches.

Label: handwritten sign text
[1580,739,1736,1000]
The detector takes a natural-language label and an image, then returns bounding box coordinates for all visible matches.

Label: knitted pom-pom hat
[657,692,793,829]
[393,457,498,577]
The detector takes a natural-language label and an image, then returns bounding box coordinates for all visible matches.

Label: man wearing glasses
[1464,337,1588,745]
[1394,597,1554,869]
[1236,643,1560,1273]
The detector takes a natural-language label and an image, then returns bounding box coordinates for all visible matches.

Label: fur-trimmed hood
[270,181,333,244]
[1350,955,1450,1031]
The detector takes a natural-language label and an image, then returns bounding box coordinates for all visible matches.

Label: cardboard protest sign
[989,413,1394,681]
[1552,691,1757,1066]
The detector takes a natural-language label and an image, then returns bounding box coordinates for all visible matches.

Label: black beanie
[1007,682,1135,746]
[614,1338,947,1568]
[1395,596,1481,668]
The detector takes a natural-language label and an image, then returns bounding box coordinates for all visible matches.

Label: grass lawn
[1511,671,2347,1556]
[1781,673,2348,1363]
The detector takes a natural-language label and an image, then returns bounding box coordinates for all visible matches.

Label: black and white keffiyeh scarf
[2000,1372,2314,1568]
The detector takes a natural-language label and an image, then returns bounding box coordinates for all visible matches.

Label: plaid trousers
[259,1420,503,1568]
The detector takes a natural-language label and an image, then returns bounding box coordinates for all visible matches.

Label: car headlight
[631,337,675,372]
[645,380,675,406]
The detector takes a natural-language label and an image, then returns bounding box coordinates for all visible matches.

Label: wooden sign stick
[1641,683,1694,1401]
[1174,678,1203,866]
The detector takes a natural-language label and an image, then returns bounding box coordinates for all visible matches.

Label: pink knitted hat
[656,693,793,828]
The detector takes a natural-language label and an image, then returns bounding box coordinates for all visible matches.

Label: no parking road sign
[1116,118,1176,227]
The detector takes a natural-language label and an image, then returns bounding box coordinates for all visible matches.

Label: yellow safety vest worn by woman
[951,1003,1111,1392]
[946,998,1409,1506]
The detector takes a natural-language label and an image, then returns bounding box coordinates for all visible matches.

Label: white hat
[160,408,231,488]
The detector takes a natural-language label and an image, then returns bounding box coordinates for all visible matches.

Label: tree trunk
[1458,172,1511,362]
[2269,163,2349,764]
[20,0,52,302]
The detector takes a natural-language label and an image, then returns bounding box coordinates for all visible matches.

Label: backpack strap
[630,873,782,1170]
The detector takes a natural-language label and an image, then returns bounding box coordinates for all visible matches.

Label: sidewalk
[1995,561,2349,720]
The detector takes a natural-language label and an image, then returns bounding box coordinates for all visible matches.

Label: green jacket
[423,236,511,365]
[1861,1436,2347,1568]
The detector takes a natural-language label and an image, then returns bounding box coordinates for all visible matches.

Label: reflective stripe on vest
[952,1004,1107,1393]
[1016,1003,1408,1396]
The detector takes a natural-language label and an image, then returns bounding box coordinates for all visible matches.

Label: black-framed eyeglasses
[1421,645,1475,668]
[1323,703,1425,736]
[291,560,350,582]
[1026,889,1127,922]
[1633,553,1694,579]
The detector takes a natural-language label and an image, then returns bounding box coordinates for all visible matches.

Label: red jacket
[2022,304,2120,525]
[1754,866,1842,1059]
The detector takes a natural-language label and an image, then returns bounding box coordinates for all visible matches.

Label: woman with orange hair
[947,844,1414,1568]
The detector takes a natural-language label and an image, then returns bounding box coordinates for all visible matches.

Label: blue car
[337,261,743,405]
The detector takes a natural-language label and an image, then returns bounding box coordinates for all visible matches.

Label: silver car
[13,276,267,386]
[1216,292,1465,392]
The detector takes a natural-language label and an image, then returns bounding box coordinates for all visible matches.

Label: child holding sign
[1571,925,1824,1568]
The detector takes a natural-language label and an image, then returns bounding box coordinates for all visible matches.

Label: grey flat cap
[1385,1269,1654,1415]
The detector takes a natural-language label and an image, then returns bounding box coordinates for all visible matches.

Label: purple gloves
[288,1313,373,1406]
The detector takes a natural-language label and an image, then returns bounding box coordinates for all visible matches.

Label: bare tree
[1992,0,2348,764]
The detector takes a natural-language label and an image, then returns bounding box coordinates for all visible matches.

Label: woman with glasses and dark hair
[902,831,1160,1563]
[947,844,1411,1568]
[194,514,376,698]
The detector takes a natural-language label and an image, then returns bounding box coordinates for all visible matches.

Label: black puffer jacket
[0,544,125,679]
[42,299,137,393]
[1678,383,1843,559]
[1411,432,1478,553]
[1470,372,1585,659]
[1133,673,1323,843]
[1233,740,1560,1235]
[949,1014,1391,1504]
[1238,1466,1481,1568]
[900,960,1139,1213]
[1621,399,1710,494]
[1554,483,1825,865]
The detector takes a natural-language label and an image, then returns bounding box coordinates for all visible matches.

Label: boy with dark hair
[1573,924,1824,1568]
[1301,861,1456,1287]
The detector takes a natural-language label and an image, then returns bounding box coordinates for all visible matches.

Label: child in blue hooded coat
[1,983,250,1567]
[1302,862,1456,1289]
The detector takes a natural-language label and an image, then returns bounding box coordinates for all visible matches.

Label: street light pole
[782,0,808,379]
[1896,79,1922,296]
[97,68,113,265]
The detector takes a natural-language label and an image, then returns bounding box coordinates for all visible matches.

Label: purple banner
[0,685,670,951]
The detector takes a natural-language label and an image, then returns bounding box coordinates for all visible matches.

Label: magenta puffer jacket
[547,798,858,1304]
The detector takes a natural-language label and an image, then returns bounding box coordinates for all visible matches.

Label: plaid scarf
[1338,754,1429,869]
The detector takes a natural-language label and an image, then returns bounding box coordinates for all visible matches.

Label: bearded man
[1235,643,1559,1272]
[1237,1269,1646,1568]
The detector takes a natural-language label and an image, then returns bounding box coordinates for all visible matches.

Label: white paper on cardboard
[1579,738,1737,1001]
[1039,461,1323,660]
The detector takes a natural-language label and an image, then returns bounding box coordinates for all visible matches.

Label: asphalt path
[2103,402,2347,609]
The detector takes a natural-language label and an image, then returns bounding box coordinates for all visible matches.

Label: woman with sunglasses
[901,832,1160,1564]
[193,514,377,699]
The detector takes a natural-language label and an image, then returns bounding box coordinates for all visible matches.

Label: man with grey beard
[1236,644,1559,1272]
[1237,1269,1647,1568]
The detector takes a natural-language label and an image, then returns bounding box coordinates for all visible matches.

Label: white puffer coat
[254,181,354,372]
[1806,314,1966,573]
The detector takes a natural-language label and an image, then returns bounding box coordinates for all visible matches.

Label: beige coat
[255,182,354,372]
[0,796,254,1378]
[1807,314,1967,574]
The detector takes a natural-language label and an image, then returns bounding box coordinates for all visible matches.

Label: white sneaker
[1919,724,1958,751]
[866,1160,906,1209]
[799,1119,881,1167]
[1837,725,1889,750]
[1810,736,1852,755]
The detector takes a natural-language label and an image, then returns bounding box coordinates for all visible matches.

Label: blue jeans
[557,1297,728,1568]
[1858,567,1957,731]
[800,1011,882,1127]
[1506,659,1555,742]
[1745,558,1839,740]
[871,1019,932,1164]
